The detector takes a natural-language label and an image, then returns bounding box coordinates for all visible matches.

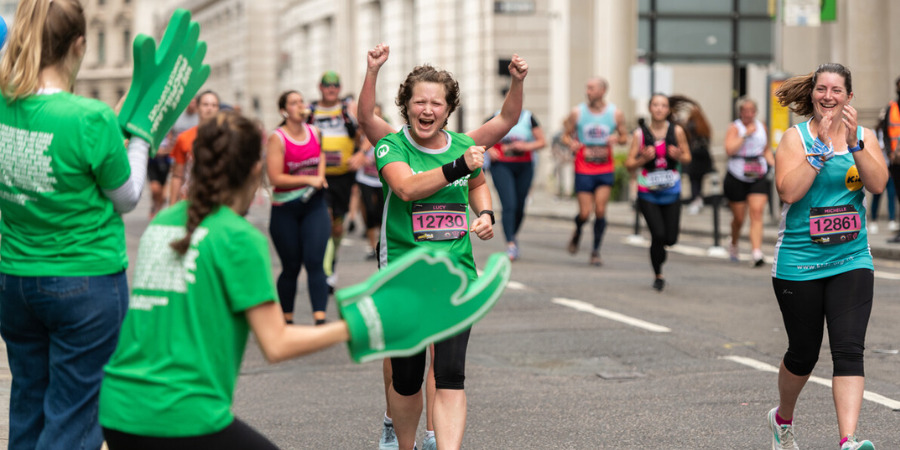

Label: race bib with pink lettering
[742,157,765,180]
[412,203,468,242]
[324,150,343,167]
[809,204,861,245]
[583,145,610,164]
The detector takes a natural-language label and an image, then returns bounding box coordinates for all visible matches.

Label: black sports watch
[478,210,495,225]
[848,140,864,153]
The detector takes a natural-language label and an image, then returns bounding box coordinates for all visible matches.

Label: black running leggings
[638,198,682,276]
[391,328,471,396]
[772,268,873,377]
[104,418,279,450]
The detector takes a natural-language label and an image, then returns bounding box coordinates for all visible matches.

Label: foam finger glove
[118,9,210,155]
[336,247,510,363]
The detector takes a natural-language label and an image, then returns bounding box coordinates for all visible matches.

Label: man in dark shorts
[307,71,365,290]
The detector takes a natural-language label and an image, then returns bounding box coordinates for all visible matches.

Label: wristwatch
[478,210,495,225]
[848,140,864,153]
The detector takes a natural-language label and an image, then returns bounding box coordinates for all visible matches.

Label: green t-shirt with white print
[100,202,278,437]
[0,91,131,276]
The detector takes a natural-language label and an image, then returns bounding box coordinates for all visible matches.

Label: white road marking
[626,240,900,280]
[721,355,900,410]
[551,297,671,333]
[507,280,527,290]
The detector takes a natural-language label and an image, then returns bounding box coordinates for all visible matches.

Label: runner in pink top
[266,90,331,325]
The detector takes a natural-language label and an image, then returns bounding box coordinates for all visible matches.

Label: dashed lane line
[506,274,899,410]
[505,284,900,410]
[507,280,527,290]
[721,355,900,411]
[625,239,900,281]
[551,298,671,333]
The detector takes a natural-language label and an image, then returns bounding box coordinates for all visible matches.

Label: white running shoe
[869,223,879,234]
[729,243,739,262]
[767,407,799,450]
[687,198,703,215]
[421,434,436,450]
[890,220,899,231]
[841,436,875,450]
[379,421,399,450]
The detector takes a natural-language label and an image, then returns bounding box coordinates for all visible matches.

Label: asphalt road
[220,200,900,450]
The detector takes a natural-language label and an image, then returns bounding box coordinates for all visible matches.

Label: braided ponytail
[170,111,263,254]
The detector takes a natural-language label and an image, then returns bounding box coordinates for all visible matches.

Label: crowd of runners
[0,1,894,449]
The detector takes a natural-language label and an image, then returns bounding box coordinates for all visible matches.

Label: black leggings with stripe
[772,268,873,377]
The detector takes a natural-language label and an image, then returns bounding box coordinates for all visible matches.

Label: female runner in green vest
[357,43,528,450]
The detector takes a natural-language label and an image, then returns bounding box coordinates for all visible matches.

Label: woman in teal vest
[769,63,887,450]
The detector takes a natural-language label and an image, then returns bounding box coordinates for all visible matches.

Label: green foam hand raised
[337,247,510,363]
[118,9,210,155]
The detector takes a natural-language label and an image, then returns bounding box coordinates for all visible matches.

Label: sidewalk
[524,188,900,261]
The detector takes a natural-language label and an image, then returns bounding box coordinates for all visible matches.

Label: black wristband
[441,154,472,183]
[478,209,495,225]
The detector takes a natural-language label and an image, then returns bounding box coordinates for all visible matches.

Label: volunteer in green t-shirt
[99,111,508,449]
[358,43,528,450]
[0,2,151,449]
[99,112,352,449]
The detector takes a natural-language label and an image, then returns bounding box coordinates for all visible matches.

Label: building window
[97,30,105,64]
[91,89,100,99]
[123,29,131,63]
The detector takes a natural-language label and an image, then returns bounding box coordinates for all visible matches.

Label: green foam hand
[118,9,210,155]
[337,247,511,363]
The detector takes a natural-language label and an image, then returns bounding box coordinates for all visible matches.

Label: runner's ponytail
[0,0,85,100]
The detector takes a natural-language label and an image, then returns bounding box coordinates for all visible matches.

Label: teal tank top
[772,121,872,280]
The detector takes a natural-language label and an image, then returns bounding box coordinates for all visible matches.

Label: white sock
[752,249,763,260]
[425,430,435,440]
[383,413,393,425]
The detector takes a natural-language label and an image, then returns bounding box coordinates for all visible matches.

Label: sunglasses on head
[322,83,340,88]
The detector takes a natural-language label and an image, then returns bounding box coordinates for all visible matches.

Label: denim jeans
[490,161,534,243]
[0,271,129,450]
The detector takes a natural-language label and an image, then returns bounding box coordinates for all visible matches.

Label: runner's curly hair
[396,64,460,128]
[775,63,853,118]
[170,111,262,254]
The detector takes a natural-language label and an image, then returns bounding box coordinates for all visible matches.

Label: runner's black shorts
[325,172,356,218]
[723,171,769,202]
[147,155,171,184]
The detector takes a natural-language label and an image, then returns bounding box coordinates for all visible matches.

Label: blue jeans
[490,161,534,243]
[269,191,331,314]
[0,271,129,450]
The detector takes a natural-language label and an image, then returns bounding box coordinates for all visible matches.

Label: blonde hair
[734,96,757,116]
[0,0,86,101]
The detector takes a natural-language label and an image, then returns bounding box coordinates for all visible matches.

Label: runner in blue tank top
[562,77,628,266]
[768,63,887,450]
